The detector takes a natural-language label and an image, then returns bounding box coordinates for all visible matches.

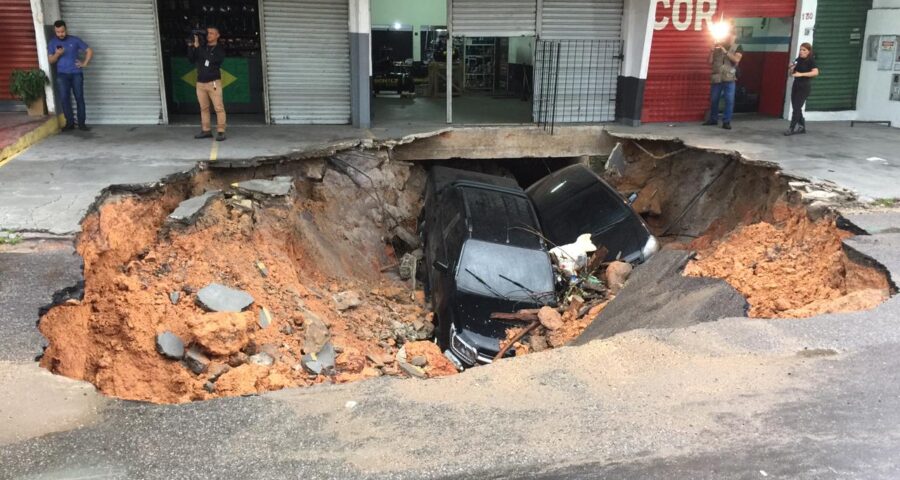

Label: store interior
[370,0,534,125]
[731,16,794,117]
[157,0,265,125]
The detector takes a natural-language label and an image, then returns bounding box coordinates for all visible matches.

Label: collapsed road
[31,139,894,404]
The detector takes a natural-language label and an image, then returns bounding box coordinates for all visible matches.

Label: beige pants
[196,80,226,133]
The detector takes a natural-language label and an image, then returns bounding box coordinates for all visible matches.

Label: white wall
[621,0,656,79]
[855,7,900,127]
[873,0,900,8]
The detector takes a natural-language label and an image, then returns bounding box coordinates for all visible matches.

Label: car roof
[428,166,521,194]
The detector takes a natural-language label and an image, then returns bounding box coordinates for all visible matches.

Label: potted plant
[9,68,49,117]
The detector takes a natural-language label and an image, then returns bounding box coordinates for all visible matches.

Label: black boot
[796,119,806,134]
[784,120,798,136]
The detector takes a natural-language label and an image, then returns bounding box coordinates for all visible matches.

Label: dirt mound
[684,204,891,318]
[39,161,452,404]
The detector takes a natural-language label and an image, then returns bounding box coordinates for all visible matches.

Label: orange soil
[684,204,891,318]
[40,192,450,404]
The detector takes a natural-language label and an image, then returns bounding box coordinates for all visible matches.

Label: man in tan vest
[703,28,743,130]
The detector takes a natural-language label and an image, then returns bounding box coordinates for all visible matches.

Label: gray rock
[169,291,180,305]
[299,159,327,180]
[258,307,272,329]
[155,332,185,360]
[196,283,254,312]
[249,352,275,366]
[410,355,427,367]
[279,324,294,335]
[392,226,420,249]
[301,342,336,375]
[235,178,292,197]
[168,190,221,225]
[203,381,216,393]
[332,291,362,311]
[207,364,231,382]
[184,346,210,375]
[303,312,331,354]
[227,352,249,368]
[574,250,749,345]
[399,361,427,378]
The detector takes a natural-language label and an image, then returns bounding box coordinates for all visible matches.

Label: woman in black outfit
[785,42,820,135]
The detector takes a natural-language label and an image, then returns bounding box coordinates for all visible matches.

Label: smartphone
[56,45,63,50]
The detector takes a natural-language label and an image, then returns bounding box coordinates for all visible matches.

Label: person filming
[188,26,227,141]
[785,42,819,136]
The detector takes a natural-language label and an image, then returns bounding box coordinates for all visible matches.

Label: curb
[0,115,62,168]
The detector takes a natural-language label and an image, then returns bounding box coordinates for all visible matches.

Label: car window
[455,239,554,302]
[460,187,542,250]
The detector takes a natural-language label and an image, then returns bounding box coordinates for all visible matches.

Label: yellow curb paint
[0,116,61,168]
[209,139,219,162]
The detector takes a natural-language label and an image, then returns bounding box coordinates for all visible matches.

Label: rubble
[301,342,336,375]
[249,352,275,366]
[196,284,254,312]
[155,332,185,360]
[258,307,272,329]
[399,362,427,378]
[184,346,210,374]
[332,291,362,311]
[234,177,293,197]
[188,312,253,356]
[169,291,180,305]
[167,190,221,225]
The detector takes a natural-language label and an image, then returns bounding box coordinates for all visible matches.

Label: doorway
[732,17,794,117]
[156,0,266,125]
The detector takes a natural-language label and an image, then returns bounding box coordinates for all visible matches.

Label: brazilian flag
[171,57,250,104]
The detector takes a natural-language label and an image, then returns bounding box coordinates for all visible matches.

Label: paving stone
[249,352,275,366]
[235,178,292,197]
[184,346,210,375]
[168,190,221,225]
[196,283,254,312]
[301,342,336,375]
[155,331,185,360]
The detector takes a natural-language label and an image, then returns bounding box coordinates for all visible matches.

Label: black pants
[791,80,811,123]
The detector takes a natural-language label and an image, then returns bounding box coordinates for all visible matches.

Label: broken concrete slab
[573,250,748,345]
[234,178,292,197]
[167,190,221,225]
[183,346,210,375]
[155,332,185,360]
[196,284,254,312]
[332,291,362,311]
[301,342,336,375]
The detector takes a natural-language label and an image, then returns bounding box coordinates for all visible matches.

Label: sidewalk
[0,112,59,167]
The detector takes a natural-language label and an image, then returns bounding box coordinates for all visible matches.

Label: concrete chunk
[301,342,336,375]
[235,178,292,197]
[155,331,185,360]
[196,283,254,312]
[184,346,210,374]
[168,190,221,225]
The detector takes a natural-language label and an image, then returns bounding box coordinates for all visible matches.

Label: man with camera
[188,26,227,141]
[703,28,743,130]
[48,20,93,131]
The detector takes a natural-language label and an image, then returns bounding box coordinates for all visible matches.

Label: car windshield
[455,239,554,302]
[460,187,542,250]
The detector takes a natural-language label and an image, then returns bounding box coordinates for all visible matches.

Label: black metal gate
[535,39,623,133]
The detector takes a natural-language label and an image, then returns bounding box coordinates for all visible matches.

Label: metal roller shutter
[262,0,350,124]
[541,0,623,41]
[0,0,39,103]
[535,0,624,123]
[451,0,537,37]
[59,0,164,124]
[806,0,871,111]
[642,0,797,122]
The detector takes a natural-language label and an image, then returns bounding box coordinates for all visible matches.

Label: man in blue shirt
[48,20,93,131]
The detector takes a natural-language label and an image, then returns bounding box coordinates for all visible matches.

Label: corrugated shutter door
[452,0,537,37]
[535,0,624,123]
[59,0,163,124]
[806,0,871,111]
[642,0,797,123]
[0,0,39,102]
[541,0,623,41]
[263,0,350,124]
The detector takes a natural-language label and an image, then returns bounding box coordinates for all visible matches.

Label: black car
[421,167,555,367]
[526,164,659,264]
[421,165,657,368]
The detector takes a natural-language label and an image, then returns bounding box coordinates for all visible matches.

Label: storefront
[1,0,42,110]
[54,0,350,125]
[642,0,798,123]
